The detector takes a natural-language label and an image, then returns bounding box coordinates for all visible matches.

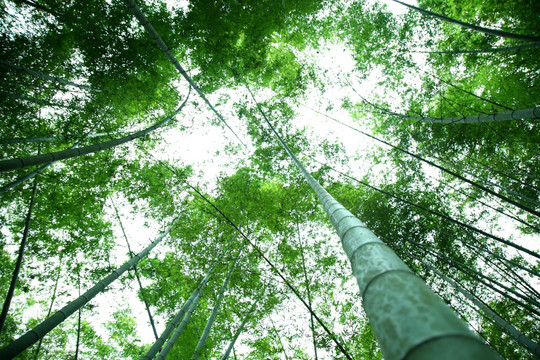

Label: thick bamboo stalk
[249,87,501,360]
[294,154,500,360]
[155,292,201,360]
[417,42,540,54]
[0,132,122,145]
[377,102,539,123]
[346,78,540,123]
[0,141,82,194]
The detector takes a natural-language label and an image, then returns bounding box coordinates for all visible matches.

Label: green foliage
[175,0,329,93]
[106,308,145,359]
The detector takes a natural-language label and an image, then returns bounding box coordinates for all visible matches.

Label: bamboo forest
[1,0,539,359]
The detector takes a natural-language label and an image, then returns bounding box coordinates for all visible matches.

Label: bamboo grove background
[0,0,539,359]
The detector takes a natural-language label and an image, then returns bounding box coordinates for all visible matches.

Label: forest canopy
[0,0,539,359]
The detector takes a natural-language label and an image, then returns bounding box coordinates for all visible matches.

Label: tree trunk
[219,300,258,360]
[192,249,242,360]
[416,42,540,55]
[378,101,539,123]
[1,114,115,194]
[0,60,99,92]
[142,264,214,360]
[0,93,190,173]
[422,261,540,358]
[122,0,244,145]
[0,178,38,335]
[308,105,540,220]
[155,292,202,360]
[112,201,159,340]
[192,326,210,360]
[297,224,318,360]
[392,0,540,42]
[0,214,180,359]
[347,79,540,123]
[250,88,501,360]
[0,132,124,145]
[1,141,82,194]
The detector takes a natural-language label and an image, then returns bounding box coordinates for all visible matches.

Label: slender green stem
[111,200,159,340]
[0,178,38,335]
[122,0,245,146]
[297,223,318,360]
